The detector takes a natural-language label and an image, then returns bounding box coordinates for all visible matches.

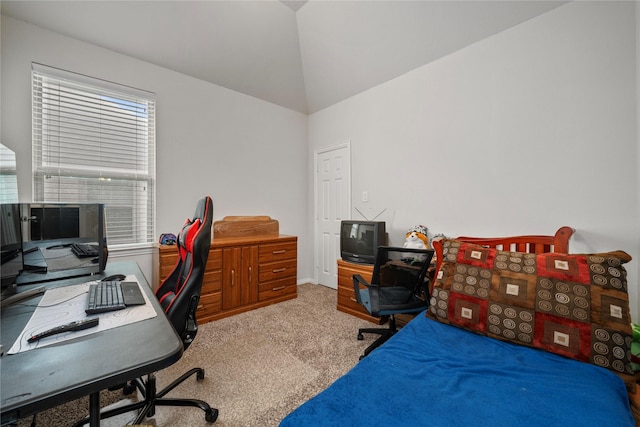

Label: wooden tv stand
[336,259,386,324]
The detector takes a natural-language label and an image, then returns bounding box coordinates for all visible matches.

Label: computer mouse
[102,274,126,282]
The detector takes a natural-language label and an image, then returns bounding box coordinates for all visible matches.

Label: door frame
[313,141,351,287]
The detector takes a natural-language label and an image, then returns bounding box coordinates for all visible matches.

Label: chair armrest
[352,273,367,286]
[353,273,380,300]
[353,273,380,314]
[352,274,366,305]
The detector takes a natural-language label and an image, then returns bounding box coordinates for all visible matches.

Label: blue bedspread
[281,312,635,426]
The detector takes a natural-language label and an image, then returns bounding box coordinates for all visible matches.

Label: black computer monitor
[19,203,108,283]
[1,203,24,290]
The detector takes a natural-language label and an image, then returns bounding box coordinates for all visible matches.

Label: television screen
[340,220,386,264]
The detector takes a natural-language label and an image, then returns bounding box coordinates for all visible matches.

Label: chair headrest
[193,197,210,222]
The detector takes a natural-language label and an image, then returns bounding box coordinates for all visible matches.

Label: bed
[281,227,637,426]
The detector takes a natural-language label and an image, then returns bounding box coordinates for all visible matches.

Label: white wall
[637,0,640,326]
[1,15,311,284]
[309,2,639,319]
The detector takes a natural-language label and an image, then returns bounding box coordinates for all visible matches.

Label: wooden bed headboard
[432,226,574,279]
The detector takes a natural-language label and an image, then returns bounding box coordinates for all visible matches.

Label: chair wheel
[122,382,137,395]
[357,333,364,340]
[205,408,219,423]
[197,369,205,381]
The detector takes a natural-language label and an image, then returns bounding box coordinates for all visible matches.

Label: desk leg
[89,392,100,427]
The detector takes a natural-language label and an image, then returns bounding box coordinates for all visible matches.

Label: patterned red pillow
[428,239,635,388]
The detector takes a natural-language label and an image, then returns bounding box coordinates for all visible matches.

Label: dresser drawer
[201,269,222,294]
[259,241,297,263]
[207,249,222,270]
[259,259,297,282]
[202,249,222,295]
[197,291,222,317]
[159,251,179,280]
[259,278,296,301]
[338,267,372,285]
[337,282,362,311]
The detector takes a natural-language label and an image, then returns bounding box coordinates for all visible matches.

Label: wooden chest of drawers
[153,235,297,323]
[336,259,385,324]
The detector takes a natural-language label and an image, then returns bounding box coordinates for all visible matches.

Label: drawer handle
[272,286,286,291]
[231,269,235,287]
[272,250,286,254]
[248,266,252,284]
[350,297,357,303]
[272,268,286,273]
[197,304,205,309]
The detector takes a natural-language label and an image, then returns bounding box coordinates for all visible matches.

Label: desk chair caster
[356,317,398,360]
[357,332,366,361]
[72,370,218,426]
[123,368,218,424]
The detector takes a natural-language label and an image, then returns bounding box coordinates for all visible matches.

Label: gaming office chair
[73,196,218,426]
[353,246,434,359]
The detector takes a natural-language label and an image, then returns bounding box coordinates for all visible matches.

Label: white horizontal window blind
[0,144,19,203]
[32,63,156,246]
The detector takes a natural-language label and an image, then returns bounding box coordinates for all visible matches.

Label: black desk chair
[73,196,218,426]
[353,246,434,359]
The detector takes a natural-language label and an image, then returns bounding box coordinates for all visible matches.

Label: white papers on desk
[8,275,157,354]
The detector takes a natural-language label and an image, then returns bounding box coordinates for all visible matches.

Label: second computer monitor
[20,203,108,280]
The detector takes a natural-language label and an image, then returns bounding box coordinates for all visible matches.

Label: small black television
[340,220,387,265]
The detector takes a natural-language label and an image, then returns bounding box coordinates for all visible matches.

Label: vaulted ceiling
[1,1,566,114]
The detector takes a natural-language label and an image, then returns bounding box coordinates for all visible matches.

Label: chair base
[357,316,398,359]
[72,368,218,426]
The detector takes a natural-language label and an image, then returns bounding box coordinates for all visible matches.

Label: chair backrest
[372,246,434,301]
[156,196,213,349]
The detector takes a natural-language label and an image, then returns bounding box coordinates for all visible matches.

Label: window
[0,144,19,203]
[32,63,155,247]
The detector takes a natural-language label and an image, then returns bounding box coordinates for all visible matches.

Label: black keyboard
[86,281,126,314]
[71,243,99,258]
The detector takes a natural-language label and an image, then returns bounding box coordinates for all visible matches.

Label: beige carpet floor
[19,283,379,427]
